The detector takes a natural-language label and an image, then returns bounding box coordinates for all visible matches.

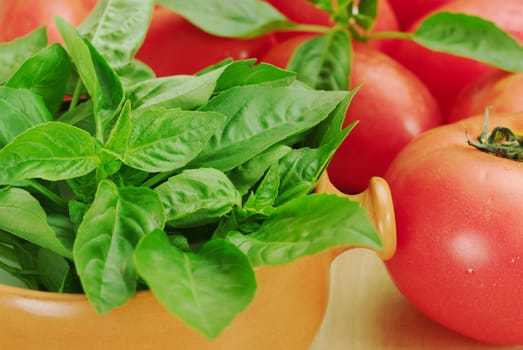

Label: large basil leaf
[413,12,523,72]
[0,87,52,148]
[56,17,124,143]
[0,28,47,83]
[228,193,381,266]
[155,168,241,228]
[6,43,71,115]
[192,86,348,171]
[0,188,71,258]
[74,180,165,314]
[134,230,256,339]
[79,0,155,73]
[0,122,97,184]
[157,0,290,38]
[288,29,352,91]
[122,109,226,173]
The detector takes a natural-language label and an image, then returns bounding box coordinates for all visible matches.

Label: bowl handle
[315,172,396,260]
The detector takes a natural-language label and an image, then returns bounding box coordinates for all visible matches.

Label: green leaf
[79,0,154,73]
[155,168,241,228]
[228,193,381,266]
[0,122,98,184]
[192,85,348,171]
[353,0,378,31]
[74,180,165,314]
[157,0,290,38]
[288,29,352,91]
[6,43,71,115]
[306,0,334,13]
[0,188,71,258]
[227,144,291,195]
[413,12,523,72]
[56,17,124,143]
[213,60,296,93]
[36,248,77,292]
[127,70,223,111]
[0,87,53,148]
[123,109,226,173]
[134,230,256,339]
[0,27,47,83]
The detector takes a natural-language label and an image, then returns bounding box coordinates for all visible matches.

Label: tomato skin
[265,0,399,53]
[0,0,95,43]
[387,0,453,30]
[261,35,442,194]
[384,112,523,345]
[135,7,277,76]
[389,0,523,118]
[448,70,523,123]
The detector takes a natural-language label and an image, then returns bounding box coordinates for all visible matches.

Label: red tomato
[384,112,523,345]
[448,70,523,122]
[387,0,454,30]
[389,0,523,118]
[265,0,400,53]
[0,0,96,43]
[135,7,277,76]
[261,35,443,194]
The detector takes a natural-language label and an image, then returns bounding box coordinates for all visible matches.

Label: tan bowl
[0,174,396,350]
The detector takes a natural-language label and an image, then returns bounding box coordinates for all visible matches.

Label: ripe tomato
[387,0,454,30]
[0,0,96,43]
[389,0,523,118]
[448,70,523,123]
[384,112,523,345]
[264,0,399,53]
[135,6,277,76]
[261,35,442,194]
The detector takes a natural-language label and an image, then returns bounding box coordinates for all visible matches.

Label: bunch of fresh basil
[0,0,381,339]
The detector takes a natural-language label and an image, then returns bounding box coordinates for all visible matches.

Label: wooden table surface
[309,249,523,350]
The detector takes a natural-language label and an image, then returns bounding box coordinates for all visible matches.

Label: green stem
[68,80,84,112]
[365,31,413,41]
[467,109,523,161]
[277,23,332,34]
[142,171,175,188]
[24,180,66,207]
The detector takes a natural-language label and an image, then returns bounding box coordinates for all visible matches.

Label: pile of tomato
[2,0,523,345]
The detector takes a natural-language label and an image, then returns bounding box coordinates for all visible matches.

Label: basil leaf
[353,0,378,31]
[288,29,352,91]
[192,86,348,171]
[6,43,71,115]
[0,122,98,184]
[228,193,381,266]
[0,87,52,148]
[128,69,223,111]
[79,0,155,73]
[413,12,523,72]
[157,0,290,38]
[0,27,47,83]
[123,109,226,173]
[227,144,292,195]
[36,248,79,292]
[56,17,124,143]
[155,168,241,228]
[213,60,296,93]
[134,230,256,339]
[0,188,71,258]
[74,180,165,314]
[306,0,334,13]
[276,124,353,205]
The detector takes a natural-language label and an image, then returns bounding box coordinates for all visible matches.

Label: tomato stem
[467,108,523,161]
[277,23,332,34]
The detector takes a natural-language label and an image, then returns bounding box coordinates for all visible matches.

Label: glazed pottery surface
[0,174,396,350]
